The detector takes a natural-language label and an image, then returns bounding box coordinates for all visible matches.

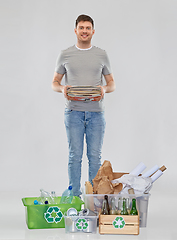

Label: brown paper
[91,160,125,194]
[97,176,114,194]
[85,181,93,194]
[94,160,114,180]
[112,183,123,194]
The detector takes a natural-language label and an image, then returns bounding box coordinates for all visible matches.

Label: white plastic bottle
[60,186,73,204]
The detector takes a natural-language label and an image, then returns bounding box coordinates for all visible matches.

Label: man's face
[74,21,95,43]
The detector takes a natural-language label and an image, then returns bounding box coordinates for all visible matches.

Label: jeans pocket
[65,108,73,114]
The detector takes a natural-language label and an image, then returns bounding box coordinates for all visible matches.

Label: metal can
[67,208,78,216]
[79,208,97,216]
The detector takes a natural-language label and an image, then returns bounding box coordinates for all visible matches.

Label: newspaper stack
[67,86,101,101]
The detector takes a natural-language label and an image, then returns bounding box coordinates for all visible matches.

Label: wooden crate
[99,213,139,235]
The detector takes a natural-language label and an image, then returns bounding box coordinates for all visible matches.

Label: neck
[76,40,92,49]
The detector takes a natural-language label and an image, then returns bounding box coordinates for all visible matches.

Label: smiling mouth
[81,35,88,38]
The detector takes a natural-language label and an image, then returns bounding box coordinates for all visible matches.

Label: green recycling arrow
[113,216,125,229]
[44,206,63,223]
[75,218,88,230]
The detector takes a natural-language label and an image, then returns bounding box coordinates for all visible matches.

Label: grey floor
[0,191,175,240]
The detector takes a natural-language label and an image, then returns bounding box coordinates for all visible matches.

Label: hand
[96,85,106,101]
[62,85,73,100]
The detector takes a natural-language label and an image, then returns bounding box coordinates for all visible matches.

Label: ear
[74,28,77,35]
[92,29,95,35]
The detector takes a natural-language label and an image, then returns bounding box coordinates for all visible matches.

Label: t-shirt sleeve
[102,51,112,75]
[55,52,66,74]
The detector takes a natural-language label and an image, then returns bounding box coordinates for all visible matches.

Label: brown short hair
[75,14,94,28]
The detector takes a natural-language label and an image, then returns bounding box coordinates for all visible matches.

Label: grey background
[0,0,176,199]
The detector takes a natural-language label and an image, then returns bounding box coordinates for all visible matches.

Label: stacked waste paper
[66,86,101,101]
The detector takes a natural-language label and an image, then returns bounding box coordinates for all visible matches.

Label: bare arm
[52,72,65,93]
[51,72,73,100]
[98,73,116,100]
[103,73,116,93]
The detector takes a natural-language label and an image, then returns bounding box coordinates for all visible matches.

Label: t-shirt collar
[75,45,93,51]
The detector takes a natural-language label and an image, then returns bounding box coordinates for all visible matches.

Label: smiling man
[52,14,115,197]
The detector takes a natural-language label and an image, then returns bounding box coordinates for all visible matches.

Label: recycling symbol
[44,206,63,223]
[75,218,88,230]
[113,216,125,229]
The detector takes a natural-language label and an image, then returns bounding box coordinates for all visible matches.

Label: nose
[83,27,87,32]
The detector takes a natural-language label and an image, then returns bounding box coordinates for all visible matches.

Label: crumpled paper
[112,174,152,194]
[92,160,123,194]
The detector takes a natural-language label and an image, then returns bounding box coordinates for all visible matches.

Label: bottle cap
[34,200,38,205]
[68,186,72,190]
[45,200,49,204]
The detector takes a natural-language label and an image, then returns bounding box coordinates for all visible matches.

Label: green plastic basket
[22,196,84,229]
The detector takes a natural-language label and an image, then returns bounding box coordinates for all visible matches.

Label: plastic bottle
[34,200,43,205]
[51,191,57,203]
[60,186,73,204]
[51,191,57,198]
[40,189,56,204]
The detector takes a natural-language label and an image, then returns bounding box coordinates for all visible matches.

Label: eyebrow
[79,25,91,28]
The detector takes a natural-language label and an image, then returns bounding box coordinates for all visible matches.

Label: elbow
[51,82,57,92]
[113,82,116,92]
[51,83,55,91]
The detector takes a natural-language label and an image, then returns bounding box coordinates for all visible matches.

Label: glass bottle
[104,195,110,214]
[130,198,138,215]
[117,197,122,215]
[101,199,109,215]
[126,198,130,214]
[110,197,117,215]
[120,198,129,215]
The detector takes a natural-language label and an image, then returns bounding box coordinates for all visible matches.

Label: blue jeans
[64,109,106,196]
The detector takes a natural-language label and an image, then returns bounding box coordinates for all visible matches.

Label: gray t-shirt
[55,45,112,112]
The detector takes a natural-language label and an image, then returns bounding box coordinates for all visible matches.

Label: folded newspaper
[67,86,101,101]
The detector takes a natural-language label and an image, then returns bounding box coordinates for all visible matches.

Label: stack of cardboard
[67,86,101,101]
